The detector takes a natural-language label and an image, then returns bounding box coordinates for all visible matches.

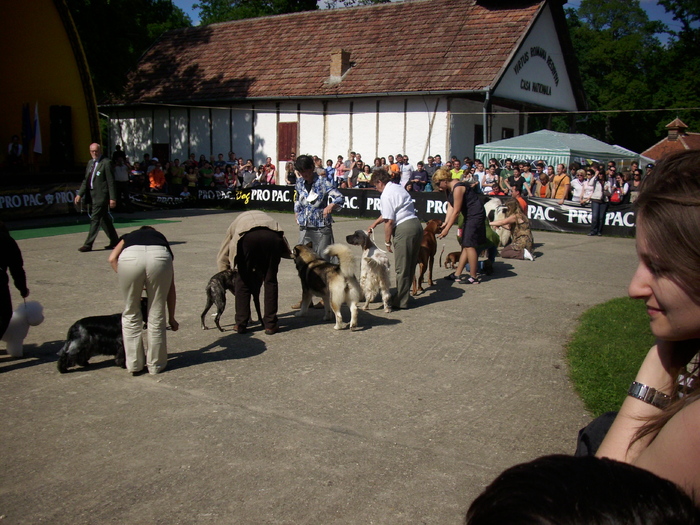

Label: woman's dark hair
[138,225,156,231]
[466,455,700,525]
[294,154,315,172]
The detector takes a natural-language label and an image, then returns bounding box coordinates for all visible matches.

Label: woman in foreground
[595,150,700,501]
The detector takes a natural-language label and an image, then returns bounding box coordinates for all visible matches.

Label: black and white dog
[200,269,262,332]
[57,298,147,373]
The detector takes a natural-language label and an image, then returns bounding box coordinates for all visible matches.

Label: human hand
[110,200,117,209]
[74,194,81,205]
[385,243,393,253]
[21,288,29,298]
[169,318,179,332]
[437,227,450,240]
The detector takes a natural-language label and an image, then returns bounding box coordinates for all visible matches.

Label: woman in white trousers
[109,226,178,375]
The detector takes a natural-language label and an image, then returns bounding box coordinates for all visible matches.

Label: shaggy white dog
[2,301,44,357]
[345,230,393,313]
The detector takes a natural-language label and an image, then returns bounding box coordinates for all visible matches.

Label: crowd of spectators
[114,145,650,206]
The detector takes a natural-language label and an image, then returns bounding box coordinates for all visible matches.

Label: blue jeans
[590,201,609,235]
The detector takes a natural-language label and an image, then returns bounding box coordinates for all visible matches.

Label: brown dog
[412,219,443,295]
[439,246,461,269]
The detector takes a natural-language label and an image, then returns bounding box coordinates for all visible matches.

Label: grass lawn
[567,297,654,416]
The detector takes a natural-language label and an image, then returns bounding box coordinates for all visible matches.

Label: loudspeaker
[50,105,74,170]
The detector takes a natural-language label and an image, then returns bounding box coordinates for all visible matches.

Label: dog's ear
[305,242,313,249]
[361,232,372,250]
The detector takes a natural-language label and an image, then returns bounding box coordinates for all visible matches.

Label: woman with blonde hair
[434,168,486,284]
[593,150,700,502]
[489,199,534,261]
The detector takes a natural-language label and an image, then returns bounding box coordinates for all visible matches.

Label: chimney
[666,118,688,142]
[330,48,351,79]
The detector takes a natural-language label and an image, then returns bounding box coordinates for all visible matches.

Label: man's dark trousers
[234,228,286,331]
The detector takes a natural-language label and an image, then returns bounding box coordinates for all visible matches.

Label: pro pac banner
[0,183,81,220]
[1,182,635,237]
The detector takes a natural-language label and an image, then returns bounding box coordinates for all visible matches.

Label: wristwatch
[628,381,671,409]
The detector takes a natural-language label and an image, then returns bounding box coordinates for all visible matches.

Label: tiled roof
[114,0,545,105]
[642,133,700,161]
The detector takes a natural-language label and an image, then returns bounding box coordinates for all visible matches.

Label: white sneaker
[524,249,534,261]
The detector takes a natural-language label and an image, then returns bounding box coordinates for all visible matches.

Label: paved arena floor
[0,209,638,524]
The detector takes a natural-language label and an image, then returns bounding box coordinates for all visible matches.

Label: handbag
[610,187,622,203]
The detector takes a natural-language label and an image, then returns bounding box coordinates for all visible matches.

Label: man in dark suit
[74,143,120,252]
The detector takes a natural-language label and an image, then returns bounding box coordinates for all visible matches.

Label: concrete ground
[0,209,638,524]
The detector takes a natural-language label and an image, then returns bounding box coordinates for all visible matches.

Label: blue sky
[172,0,685,34]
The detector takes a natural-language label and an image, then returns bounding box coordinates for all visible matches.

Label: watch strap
[628,381,671,409]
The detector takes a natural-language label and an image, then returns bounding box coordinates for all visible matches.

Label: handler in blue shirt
[294,154,344,259]
[292,154,344,309]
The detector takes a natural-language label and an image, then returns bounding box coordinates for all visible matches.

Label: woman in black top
[109,226,178,375]
[433,169,487,284]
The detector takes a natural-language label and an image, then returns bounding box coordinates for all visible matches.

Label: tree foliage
[552,0,700,153]
[192,0,318,24]
[67,0,192,101]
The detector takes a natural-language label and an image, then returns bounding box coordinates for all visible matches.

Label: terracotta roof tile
[115,0,544,105]
[641,133,700,161]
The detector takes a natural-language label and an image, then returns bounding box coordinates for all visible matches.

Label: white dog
[345,230,392,312]
[484,197,510,247]
[2,301,44,357]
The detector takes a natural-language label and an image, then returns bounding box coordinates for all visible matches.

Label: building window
[502,128,515,139]
[474,125,484,147]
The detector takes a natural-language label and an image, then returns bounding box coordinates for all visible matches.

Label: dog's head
[346,230,373,250]
[487,205,508,223]
[424,219,444,235]
[293,242,319,263]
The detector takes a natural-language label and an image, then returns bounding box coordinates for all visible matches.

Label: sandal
[445,272,462,281]
[461,276,481,285]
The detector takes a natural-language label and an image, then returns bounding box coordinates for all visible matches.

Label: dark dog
[292,242,361,330]
[412,219,443,295]
[345,229,392,312]
[200,269,261,332]
[439,246,461,269]
[57,298,147,373]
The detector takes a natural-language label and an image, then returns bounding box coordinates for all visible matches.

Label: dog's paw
[334,322,348,330]
[383,306,393,313]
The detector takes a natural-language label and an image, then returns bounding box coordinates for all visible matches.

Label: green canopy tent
[475,129,639,169]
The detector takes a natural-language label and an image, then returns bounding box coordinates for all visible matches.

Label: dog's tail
[439,244,445,267]
[324,243,356,278]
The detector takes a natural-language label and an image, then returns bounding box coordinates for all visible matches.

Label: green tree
[659,0,700,34]
[193,0,318,24]
[652,0,700,134]
[68,0,192,101]
[560,0,667,152]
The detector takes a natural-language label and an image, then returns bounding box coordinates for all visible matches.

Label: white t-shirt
[380,181,418,226]
[114,164,129,182]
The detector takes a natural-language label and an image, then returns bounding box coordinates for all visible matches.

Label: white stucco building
[102,0,585,170]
